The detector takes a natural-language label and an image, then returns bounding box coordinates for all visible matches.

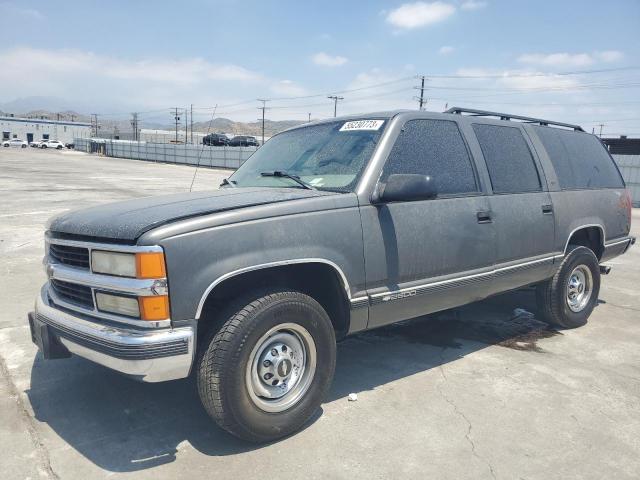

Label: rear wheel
[197,289,336,442]
[536,246,600,328]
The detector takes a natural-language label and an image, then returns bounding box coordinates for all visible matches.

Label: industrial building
[0,115,91,144]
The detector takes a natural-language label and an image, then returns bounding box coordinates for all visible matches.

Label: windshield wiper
[219,178,236,188]
[260,171,316,190]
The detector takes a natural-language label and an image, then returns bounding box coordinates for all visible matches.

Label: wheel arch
[564,224,605,260]
[196,259,352,340]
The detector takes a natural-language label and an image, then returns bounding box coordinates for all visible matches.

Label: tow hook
[599,265,612,275]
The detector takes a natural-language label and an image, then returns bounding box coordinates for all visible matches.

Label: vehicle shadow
[26,288,560,472]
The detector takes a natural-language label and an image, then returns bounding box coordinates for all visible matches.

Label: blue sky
[0,0,639,135]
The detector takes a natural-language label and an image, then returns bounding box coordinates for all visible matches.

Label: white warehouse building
[0,116,92,144]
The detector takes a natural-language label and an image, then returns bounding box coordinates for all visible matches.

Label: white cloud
[438,45,455,55]
[518,52,594,67]
[460,1,486,10]
[311,52,348,67]
[271,80,307,97]
[386,2,456,30]
[0,2,42,19]
[0,47,296,116]
[594,50,624,62]
[518,50,625,68]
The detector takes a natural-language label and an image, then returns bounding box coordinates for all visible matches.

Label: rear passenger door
[471,123,556,293]
[361,118,496,328]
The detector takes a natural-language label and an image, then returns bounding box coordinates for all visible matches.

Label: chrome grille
[50,279,94,309]
[49,243,90,269]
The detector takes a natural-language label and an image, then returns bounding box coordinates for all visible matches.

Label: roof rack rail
[444,107,584,132]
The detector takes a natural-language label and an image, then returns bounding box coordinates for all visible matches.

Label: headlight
[95,292,140,318]
[91,251,166,278]
[92,251,136,277]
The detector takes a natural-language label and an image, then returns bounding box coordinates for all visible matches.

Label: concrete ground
[1,147,639,480]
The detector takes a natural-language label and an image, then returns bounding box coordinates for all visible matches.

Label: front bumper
[30,286,195,382]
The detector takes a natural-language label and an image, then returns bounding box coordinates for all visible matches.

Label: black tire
[536,246,601,329]
[197,289,336,442]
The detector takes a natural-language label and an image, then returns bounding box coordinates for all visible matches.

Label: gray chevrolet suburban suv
[29,108,634,442]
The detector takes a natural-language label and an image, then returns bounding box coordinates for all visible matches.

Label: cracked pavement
[1,148,640,479]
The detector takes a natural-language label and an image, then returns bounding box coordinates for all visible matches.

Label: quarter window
[533,126,624,189]
[381,119,478,195]
[473,124,542,194]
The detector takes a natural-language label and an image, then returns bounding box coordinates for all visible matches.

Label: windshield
[228,119,387,191]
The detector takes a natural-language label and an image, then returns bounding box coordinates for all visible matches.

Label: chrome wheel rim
[246,323,316,413]
[566,265,593,313]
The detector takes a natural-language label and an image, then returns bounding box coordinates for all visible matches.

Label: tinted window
[381,119,477,195]
[533,126,624,189]
[473,124,541,194]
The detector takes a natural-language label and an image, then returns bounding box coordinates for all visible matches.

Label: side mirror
[378,174,438,203]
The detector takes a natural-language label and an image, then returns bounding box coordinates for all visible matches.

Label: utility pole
[172,108,181,143]
[257,99,269,145]
[308,113,312,123]
[190,104,194,144]
[327,95,343,117]
[598,124,604,138]
[131,113,139,141]
[414,75,428,110]
[185,106,188,143]
[91,114,99,137]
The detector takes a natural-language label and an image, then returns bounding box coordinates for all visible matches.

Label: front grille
[49,243,90,269]
[50,279,94,309]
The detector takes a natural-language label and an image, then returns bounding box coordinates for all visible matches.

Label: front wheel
[197,289,336,442]
[536,246,601,329]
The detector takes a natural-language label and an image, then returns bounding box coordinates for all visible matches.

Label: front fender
[159,207,367,322]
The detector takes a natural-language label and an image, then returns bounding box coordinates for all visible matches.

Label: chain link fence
[73,138,257,169]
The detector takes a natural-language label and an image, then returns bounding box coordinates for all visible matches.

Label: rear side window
[472,124,542,194]
[533,126,624,189]
[381,119,477,195]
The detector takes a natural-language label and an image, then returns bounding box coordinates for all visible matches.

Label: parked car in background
[30,108,634,443]
[202,133,229,146]
[228,135,259,147]
[65,142,75,149]
[29,140,42,148]
[3,138,28,148]
[42,140,65,149]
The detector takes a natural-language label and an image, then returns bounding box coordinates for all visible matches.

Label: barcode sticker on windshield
[339,120,385,132]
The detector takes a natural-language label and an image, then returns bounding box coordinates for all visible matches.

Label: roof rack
[444,107,584,132]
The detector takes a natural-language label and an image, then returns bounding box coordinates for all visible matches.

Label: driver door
[360,118,496,328]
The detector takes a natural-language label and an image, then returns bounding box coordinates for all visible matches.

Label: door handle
[542,204,554,215]
[477,211,492,224]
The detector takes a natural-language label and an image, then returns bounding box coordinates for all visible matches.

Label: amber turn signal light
[136,252,166,279]
[139,295,170,321]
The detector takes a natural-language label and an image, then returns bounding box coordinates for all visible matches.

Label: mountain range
[0,97,306,137]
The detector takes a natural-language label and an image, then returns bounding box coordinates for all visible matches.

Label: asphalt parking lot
[1,147,639,480]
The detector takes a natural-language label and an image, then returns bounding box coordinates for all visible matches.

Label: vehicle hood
[48,187,337,242]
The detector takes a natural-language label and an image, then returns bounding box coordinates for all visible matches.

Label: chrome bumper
[32,287,195,382]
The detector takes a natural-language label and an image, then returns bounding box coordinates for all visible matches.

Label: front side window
[230,119,387,191]
[473,124,542,194]
[380,119,478,195]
